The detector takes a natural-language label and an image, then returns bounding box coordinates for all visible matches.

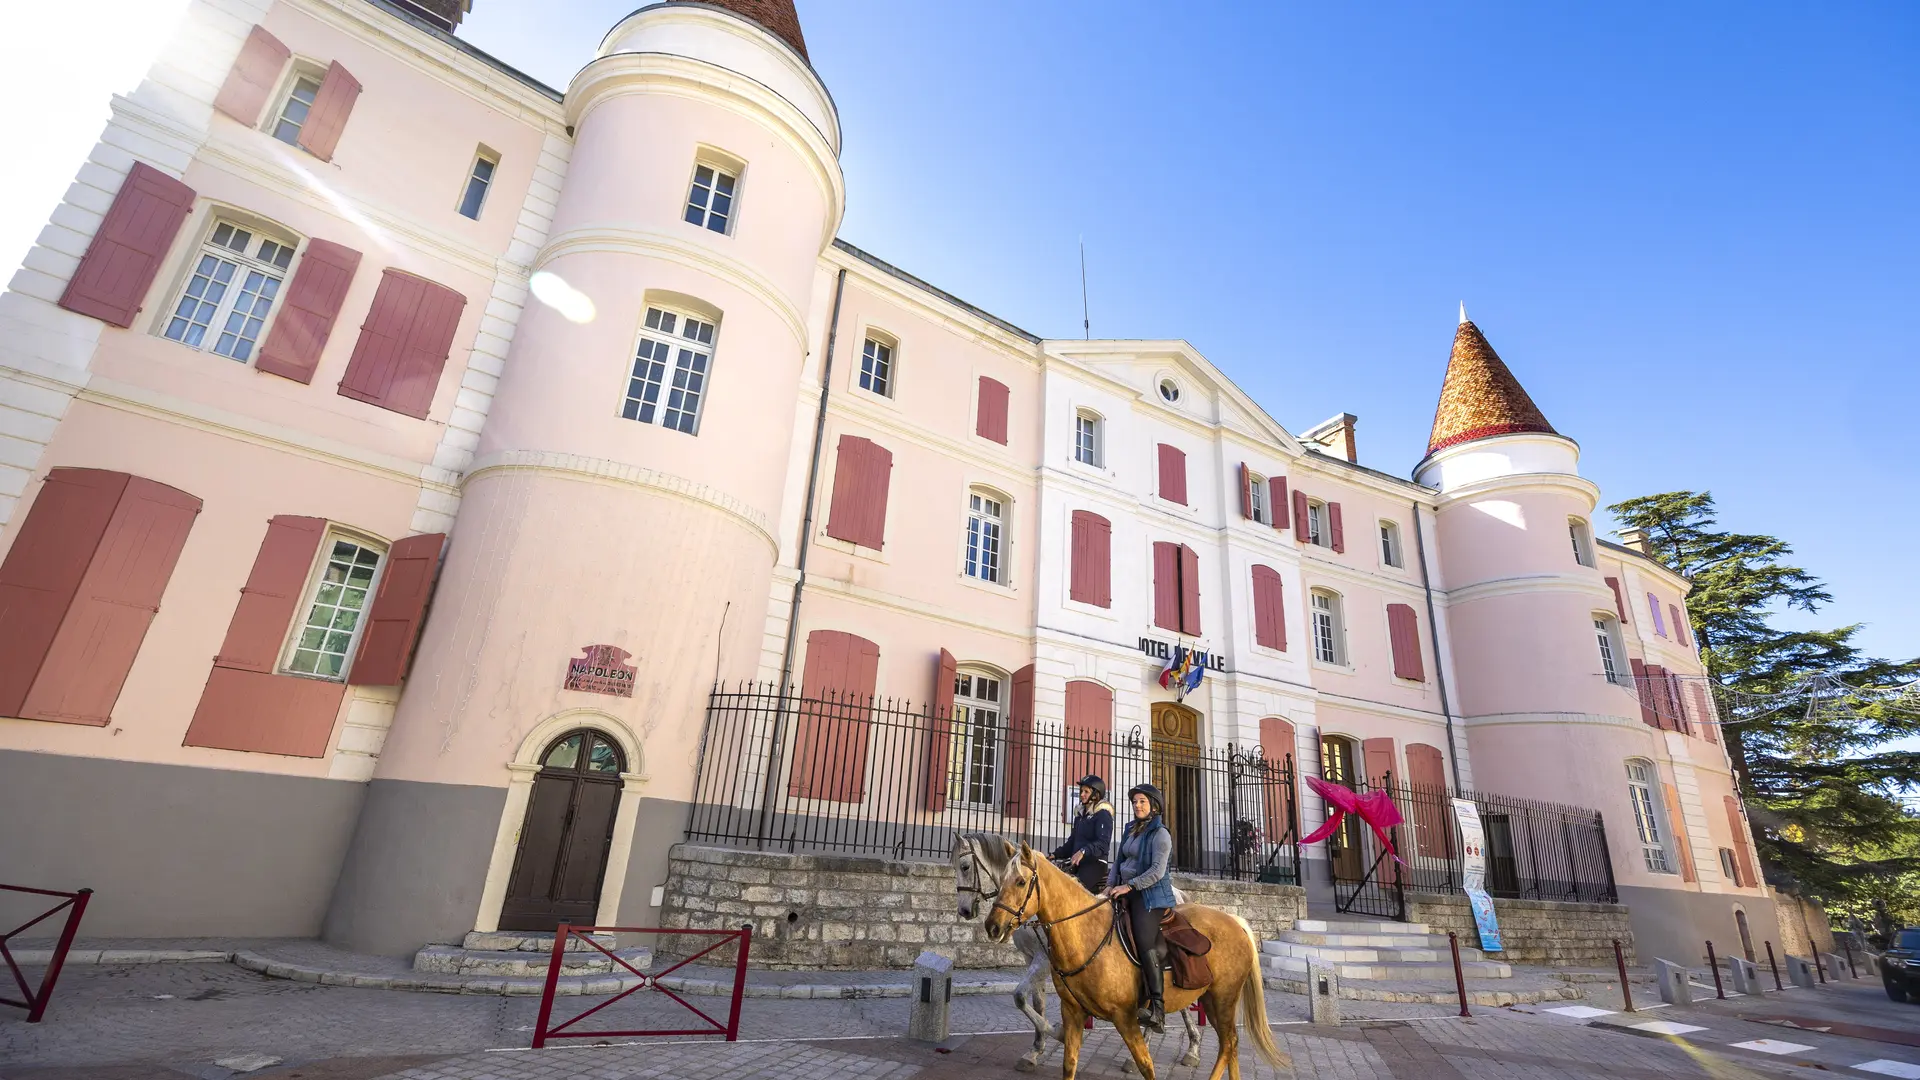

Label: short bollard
[1448,932,1471,1017]
[1786,955,1817,990]
[1727,956,1761,996]
[1706,941,1726,999]
[909,951,952,1043]
[1307,959,1342,1027]
[1655,958,1694,1006]
[1614,939,1636,1012]
[1765,941,1783,991]
[1826,953,1849,982]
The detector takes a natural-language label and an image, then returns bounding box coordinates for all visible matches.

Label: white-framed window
[162,220,296,363]
[1157,377,1180,403]
[458,148,498,220]
[1247,472,1269,524]
[948,669,1004,807]
[1074,410,1102,467]
[684,162,738,234]
[623,305,716,435]
[1311,588,1345,665]
[964,490,1005,585]
[1306,499,1330,548]
[859,335,893,397]
[1569,518,1596,568]
[1625,759,1674,874]
[1594,615,1624,684]
[1379,521,1403,568]
[282,532,386,680]
[270,71,323,146]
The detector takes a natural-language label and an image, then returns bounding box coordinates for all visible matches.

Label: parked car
[1884,927,1920,1002]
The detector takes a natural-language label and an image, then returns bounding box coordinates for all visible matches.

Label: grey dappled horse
[952,832,1203,1073]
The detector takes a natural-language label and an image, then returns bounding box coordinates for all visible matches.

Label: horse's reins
[990,853,1121,978]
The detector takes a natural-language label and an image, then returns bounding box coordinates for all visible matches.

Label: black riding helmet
[1076,774,1107,800]
[1125,783,1166,819]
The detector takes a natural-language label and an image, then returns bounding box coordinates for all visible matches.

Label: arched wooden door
[1150,702,1203,872]
[500,729,625,932]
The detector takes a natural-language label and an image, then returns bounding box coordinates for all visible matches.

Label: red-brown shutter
[1606,576,1629,622]
[1269,476,1289,530]
[19,477,200,725]
[256,239,362,384]
[976,376,1009,444]
[1069,510,1111,608]
[1670,604,1689,647]
[1387,603,1424,681]
[297,61,362,162]
[1064,680,1113,797]
[1152,541,1179,631]
[1004,664,1035,817]
[346,532,444,685]
[1259,716,1298,846]
[1328,502,1345,553]
[1405,743,1452,857]
[1663,783,1697,882]
[1238,462,1252,519]
[0,469,128,715]
[213,516,327,672]
[58,163,195,328]
[788,629,879,802]
[1292,489,1310,542]
[184,667,347,757]
[1362,737,1397,788]
[925,648,957,812]
[1724,795,1757,889]
[824,434,891,549]
[1629,657,1657,726]
[1693,683,1718,744]
[1251,564,1286,651]
[338,269,466,419]
[1157,443,1187,505]
[1645,663,1672,729]
[1178,544,1201,635]
[213,25,291,125]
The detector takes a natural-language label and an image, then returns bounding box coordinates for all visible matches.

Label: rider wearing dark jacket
[1110,782,1175,1034]
[1051,775,1113,894]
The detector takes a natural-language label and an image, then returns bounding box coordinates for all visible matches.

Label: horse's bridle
[989,850,1121,978]
[955,835,1002,909]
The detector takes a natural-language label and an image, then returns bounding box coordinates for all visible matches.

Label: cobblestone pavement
[4,959,1916,1079]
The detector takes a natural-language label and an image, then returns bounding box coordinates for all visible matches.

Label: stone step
[1261,941,1486,964]
[1292,918,1430,935]
[1279,930,1452,949]
[413,944,651,977]
[460,930,618,953]
[1260,954,1512,981]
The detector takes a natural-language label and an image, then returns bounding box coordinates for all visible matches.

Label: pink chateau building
[0,0,1765,966]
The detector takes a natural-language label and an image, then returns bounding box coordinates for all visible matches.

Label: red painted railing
[531,923,750,1048]
[1,883,92,1023]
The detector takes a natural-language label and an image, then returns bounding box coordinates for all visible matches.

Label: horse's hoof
[1015,1055,1039,1072]
[1180,1050,1202,1067]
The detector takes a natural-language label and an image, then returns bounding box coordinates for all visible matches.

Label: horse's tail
[1233,914,1288,1068]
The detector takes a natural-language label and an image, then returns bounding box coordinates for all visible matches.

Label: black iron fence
[686,683,1300,883]
[685,684,1615,907]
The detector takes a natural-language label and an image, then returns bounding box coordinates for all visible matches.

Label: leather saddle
[1116,903,1214,990]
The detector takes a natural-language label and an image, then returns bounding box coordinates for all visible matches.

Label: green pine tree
[1607,491,1920,920]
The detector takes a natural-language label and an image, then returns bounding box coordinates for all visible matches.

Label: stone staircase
[411,930,651,978]
[1260,917,1513,982]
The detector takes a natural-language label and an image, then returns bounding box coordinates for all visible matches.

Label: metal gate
[1328,777,1406,921]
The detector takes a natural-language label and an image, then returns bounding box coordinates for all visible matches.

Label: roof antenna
[1459,301,1469,325]
[1080,237,1091,340]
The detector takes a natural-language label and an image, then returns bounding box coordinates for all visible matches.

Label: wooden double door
[1149,703,1204,872]
[500,729,625,932]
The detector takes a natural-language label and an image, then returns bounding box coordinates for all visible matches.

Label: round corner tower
[325,0,843,955]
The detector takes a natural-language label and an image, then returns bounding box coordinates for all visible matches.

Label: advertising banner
[1450,798,1504,953]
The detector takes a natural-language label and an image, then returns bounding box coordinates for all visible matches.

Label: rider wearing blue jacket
[1051,774,1113,894]
[1109,782,1174,1033]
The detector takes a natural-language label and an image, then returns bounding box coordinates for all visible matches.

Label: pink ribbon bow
[1301,775,1405,865]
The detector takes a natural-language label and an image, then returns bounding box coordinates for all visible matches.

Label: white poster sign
[1450,798,1504,952]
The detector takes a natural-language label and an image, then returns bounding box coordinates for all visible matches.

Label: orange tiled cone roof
[705,0,808,58]
[1425,317,1557,455]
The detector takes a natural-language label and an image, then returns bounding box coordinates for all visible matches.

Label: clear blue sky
[483,2,1920,659]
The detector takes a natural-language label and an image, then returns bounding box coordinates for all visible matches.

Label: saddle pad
[1160,908,1214,989]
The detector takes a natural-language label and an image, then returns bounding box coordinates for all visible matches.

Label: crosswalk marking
[1545,1005,1617,1019]
[1631,1020,1709,1035]
[1853,1062,1920,1079]
[1730,1039,1816,1055]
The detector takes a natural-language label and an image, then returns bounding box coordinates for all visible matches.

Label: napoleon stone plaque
[564,644,637,697]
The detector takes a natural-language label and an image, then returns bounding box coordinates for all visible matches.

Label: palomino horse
[981,839,1287,1080]
[952,833,1203,1073]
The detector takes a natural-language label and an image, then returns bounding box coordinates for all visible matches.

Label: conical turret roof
[1425,309,1557,456]
[702,0,808,58]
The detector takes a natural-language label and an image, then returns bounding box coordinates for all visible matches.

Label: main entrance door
[1320,735,1365,882]
[501,729,625,932]
[1150,702,1204,872]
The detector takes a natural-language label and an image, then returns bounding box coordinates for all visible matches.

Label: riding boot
[1139,946,1167,1033]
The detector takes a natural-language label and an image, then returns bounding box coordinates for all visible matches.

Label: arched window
[540,728,625,775]
[1074,408,1102,467]
[162,215,301,364]
[1310,588,1346,665]
[948,668,1005,807]
[1625,759,1674,873]
[623,303,718,435]
[964,488,1007,585]
[1593,613,1625,684]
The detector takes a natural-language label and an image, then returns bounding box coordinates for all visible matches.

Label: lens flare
[530,271,596,324]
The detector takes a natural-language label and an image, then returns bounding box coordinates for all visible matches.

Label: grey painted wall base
[0,748,364,938]
[616,797,691,927]
[1617,883,1776,970]
[323,778,506,956]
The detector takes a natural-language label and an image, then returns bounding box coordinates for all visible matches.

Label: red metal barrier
[1,883,92,1023]
[531,923,751,1048]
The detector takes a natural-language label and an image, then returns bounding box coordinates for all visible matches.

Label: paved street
[2,959,1915,1079]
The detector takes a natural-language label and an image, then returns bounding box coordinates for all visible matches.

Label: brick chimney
[1618,528,1652,555]
[1301,413,1360,464]
[391,0,471,32]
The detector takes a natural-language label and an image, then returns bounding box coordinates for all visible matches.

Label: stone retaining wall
[1405,892,1636,967]
[659,844,1306,970]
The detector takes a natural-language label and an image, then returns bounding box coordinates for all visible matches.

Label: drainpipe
[754,268,847,847]
[1412,500,1463,792]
